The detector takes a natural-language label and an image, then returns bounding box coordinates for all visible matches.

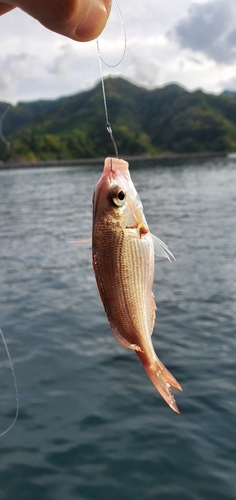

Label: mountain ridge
[1,77,236,161]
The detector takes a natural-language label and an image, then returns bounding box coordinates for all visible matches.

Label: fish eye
[118,190,125,201]
[109,186,126,207]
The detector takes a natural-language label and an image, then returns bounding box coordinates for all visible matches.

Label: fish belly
[92,224,154,350]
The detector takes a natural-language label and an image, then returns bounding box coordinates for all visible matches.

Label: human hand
[0,0,111,41]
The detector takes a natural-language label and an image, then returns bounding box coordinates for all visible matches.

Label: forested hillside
[1,77,236,161]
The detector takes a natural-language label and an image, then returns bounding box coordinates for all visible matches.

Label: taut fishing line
[96,0,127,158]
[0,330,19,437]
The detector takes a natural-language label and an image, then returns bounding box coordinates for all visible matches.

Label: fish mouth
[104,157,129,179]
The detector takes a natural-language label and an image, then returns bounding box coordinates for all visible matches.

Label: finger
[75,0,112,41]
[0,0,112,42]
[0,2,15,15]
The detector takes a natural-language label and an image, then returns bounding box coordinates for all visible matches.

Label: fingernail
[75,0,109,42]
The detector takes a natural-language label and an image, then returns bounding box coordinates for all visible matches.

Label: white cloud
[124,50,163,89]
[1,0,236,102]
[0,53,43,97]
[171,0,236,63]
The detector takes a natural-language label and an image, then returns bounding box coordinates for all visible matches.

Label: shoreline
[0,151,227,170]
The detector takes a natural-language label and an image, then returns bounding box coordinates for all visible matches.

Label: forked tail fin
[138,353,182,413]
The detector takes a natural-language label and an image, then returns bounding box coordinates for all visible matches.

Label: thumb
[0,0,112,42]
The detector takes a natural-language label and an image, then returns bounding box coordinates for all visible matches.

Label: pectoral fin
[68,237,92,243]
[151,234,175,261]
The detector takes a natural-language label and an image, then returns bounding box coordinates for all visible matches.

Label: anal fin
[111,325,143,352]
[150,293,156,335]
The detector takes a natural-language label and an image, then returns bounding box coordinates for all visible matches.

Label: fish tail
[138,353,182,413]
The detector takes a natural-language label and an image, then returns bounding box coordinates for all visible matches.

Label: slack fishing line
[0,330,19,437]
[0,105,10,149]
[0,107,18,436]
[96,0,127,158]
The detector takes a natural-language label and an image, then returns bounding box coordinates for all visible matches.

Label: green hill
[1,77,236,162]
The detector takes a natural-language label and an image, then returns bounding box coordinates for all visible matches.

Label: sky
[1,0,236,103]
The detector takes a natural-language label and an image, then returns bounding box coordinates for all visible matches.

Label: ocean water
[0,158,236,500]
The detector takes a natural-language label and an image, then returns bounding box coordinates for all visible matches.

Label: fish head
[93,157,148,231]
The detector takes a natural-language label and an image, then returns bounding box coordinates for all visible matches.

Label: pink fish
[92,157,182,413]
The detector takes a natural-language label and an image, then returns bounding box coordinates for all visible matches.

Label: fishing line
[96,0,127,68]
[97,55,119,158]
[0,105,11,149]
[96,0,127,158]
[0,329,19,437]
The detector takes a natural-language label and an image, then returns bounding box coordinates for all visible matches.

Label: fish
[92,157,182,413]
